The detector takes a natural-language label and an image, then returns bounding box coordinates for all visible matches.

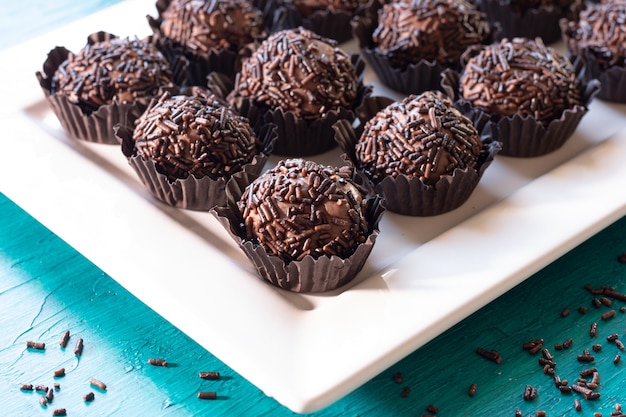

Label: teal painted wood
[2,191,626,416]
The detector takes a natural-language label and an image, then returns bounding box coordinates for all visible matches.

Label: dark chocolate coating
[52,37,173,111]
[231,27,359,120]
[132,93,257,182]
[459,37,583,123]
[239,159,369,261]
[355,91,482,185]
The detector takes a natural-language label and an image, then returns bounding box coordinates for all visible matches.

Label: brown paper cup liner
[230,54,373,157]
[36,44,153,145]
[334,118,501,216]
[272,5,357,43]
[115,120,276,211]
[441,62,601,157]
[563,48,626,103]
[475,0,566,43]
[211,172,384,293]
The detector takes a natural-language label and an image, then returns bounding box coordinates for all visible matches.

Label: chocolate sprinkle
[355,91,482,185]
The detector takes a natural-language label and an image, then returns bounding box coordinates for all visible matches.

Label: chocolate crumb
[401,386,410,397]
[199,371,220,380]
[579,306,588,314]
[561,308,571,317]
[426,404,439,413]
[468,383,477,397]
[83,391,95,402]
[394,371,403,384]
[54,383,60,390]
[198,391,217,400]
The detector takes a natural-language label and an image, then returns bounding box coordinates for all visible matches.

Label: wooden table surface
[2,2,626,416]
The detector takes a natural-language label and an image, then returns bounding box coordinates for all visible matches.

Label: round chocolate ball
[459,37,583,124]
[239,159,369,261]
[159,0,265,54]
[372,0,491,68]
[52,36,173,112]
[232,27,359,120]
[562,1,626,69]
[132,93,257,182]
[355,91,483,185]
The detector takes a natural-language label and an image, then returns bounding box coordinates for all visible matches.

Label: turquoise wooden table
[2,2,626,416]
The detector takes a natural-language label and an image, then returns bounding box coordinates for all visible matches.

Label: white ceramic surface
[1,0,626,412]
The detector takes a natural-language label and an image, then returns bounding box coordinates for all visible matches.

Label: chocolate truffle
[459,38,583,125]
[159,0,266,55]
[132,92,258,182]
[372,0,491,69]
[562,1,626,69]
[355,91,483,185]
[231,27,359,120]
[239,159,369,262]
[51,35,174,113]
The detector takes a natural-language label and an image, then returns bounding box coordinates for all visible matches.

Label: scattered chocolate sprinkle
[401,386,410,397]
[54,383,60,390]
[426,404,439,414]
[577,353,595,363]
[476,347,502,364]
[601,310,616,320]
[84,391,95,402]
[523,385,538,401]
[89,378,107,391]
[593,298,603,308]
[59,331,70,348]
[197,372,221,382]
[35,385,49,393]
[574,399,582,411]
[559,385,572,393]
[619,253,626,264]
[26,341,45,350]
[394,371,403,384]
[620,307,626,313]
[616,339,625,351]
[46,387,54,402]
[601,297,613,306]
[52,408,66,416]
[39,395,47,406]
[148,358,167,367]
[590,322,598,337]
[579,306,588,314]
[468,383,477,397]
[561,308,571,317]
[592,344,602,352]
[607,334,619,342]
[536,411,546,417]
[53,368,65,377]
[74,338,83,356]
[198,391,217,400]
[515,410,523,417]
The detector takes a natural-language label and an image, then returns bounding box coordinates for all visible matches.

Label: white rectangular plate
[2,0,626,412]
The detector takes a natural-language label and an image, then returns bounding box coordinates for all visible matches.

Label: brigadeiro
[334,91,500,216]
[475,0,582,44]
[148,0,267,86]
[115,89,275,210]
[352,0,493,95]
[273,0,370,43]
[561,0,626,103]
[228,27,370,156]
[442,37,599,157]
[37,32,175,144]
[211,158,383,292]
